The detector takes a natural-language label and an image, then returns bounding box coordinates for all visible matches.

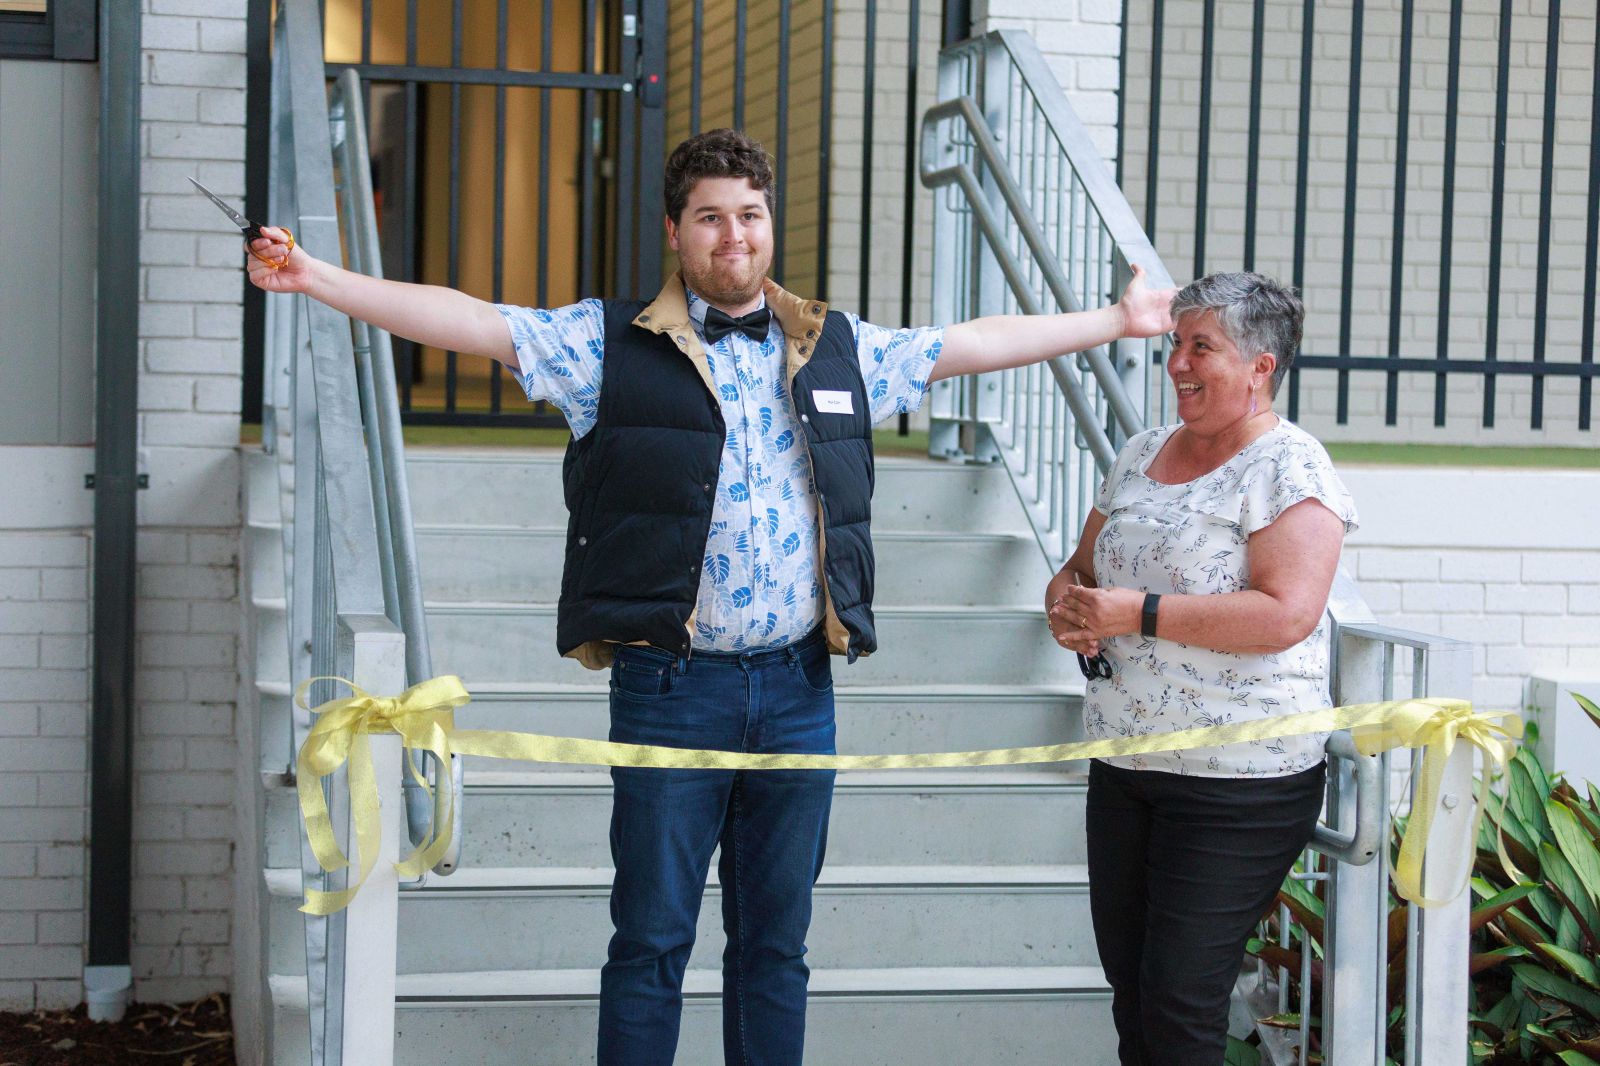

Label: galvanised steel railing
[261,0,448,1061]
[924,29,1478,1066]
[922,30,1176,570]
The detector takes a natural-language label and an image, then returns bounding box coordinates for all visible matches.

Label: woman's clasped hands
[1045,579,1144,657]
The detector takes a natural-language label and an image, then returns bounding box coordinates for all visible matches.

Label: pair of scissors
[188,176,295,270]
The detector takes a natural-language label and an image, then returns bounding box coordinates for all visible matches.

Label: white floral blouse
[1085,419,1360,778]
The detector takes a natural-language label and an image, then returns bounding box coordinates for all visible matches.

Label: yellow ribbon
[294,675,471,915]
[293,678,1520,915]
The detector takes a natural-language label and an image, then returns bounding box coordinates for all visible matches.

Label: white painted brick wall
[1340,467,1600,713]
[130,0,248,1007]
[0,0,247,1012]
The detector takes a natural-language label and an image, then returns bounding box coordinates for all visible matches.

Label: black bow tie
[702,305,772,344]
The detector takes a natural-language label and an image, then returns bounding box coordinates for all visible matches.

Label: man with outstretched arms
[247,128,1175,1066]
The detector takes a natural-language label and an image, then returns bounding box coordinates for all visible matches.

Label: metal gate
[245,0,667,427]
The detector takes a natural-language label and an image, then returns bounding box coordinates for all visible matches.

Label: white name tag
[812,390,855,415]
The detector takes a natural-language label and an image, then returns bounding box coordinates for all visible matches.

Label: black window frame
[0,0,96,61]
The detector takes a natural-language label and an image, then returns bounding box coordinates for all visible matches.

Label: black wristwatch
[1140,593,1161,639]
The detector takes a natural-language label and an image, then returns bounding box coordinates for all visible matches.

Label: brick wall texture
[0,0,247,1011]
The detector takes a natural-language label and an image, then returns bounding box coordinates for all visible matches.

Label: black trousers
[1085,759,1327,1066]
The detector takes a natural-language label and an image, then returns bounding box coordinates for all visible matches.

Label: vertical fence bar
[612,0,637,295]
[1143,0,1163,241]
[1193,0,1214,279]
[537,0,553,312]
[1116,0,1128,188]
[580,0,598,295]
[1435,0,1462,427]
[1385,0,1413,427]
[400,0,419,411]
[1530,0,1560,431]
[733,0,746,129]
[1243,0,1263,272]
[690,0,703,135]
[1336,0,1363,426]
[490,0,508,414]
[901,0,920,328]
[899,0,921,435]
[860,0,877,314]
[1288,0,1313,423]
[774,0,790,282]
[1484,0,1513,429]
[445,0,463,412]
[1583,8,1600,432]
[817,0,833,300]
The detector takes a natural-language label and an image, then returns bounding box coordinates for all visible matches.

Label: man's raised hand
[1115,263,1179,339]
[246,226,314,294]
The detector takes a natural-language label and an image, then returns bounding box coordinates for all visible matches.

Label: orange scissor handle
[247,227,295,270]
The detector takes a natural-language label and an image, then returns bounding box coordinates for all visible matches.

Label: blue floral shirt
[496,291,943,652]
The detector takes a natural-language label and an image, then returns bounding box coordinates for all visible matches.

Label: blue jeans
[597,627,837,1066]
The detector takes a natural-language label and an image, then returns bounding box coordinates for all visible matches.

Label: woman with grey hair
[1045,271,1358,1064]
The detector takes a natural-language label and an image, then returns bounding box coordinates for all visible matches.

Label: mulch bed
[0,994,234,1065]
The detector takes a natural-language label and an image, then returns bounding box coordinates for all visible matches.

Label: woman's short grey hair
[1169,272,1303,397]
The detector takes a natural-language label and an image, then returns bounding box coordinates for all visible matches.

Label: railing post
[1323,627,1387,1066]
[329,614,405,1065]
[1410,639,1474,1066]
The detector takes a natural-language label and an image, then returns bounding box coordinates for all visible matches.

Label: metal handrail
[327,70,463,879]
[925,29,1474,1066]
[266,1,411,1061]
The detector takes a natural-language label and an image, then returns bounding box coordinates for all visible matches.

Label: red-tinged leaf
[1502,907,1554,952]
[1471,946,1529,975]
[1571,692,1600,732]
[1473,883,1540,933]
[1557,1051,1600,1066]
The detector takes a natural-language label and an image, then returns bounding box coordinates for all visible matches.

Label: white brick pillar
[970,0,1126,164]
[131,0,248,1005]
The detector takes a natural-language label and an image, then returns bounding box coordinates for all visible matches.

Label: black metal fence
[1119,0,1597,433]
[244,0,957,429]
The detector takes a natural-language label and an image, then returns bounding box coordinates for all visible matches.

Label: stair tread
[264,863,1091,896]
[270,965,1110,1007]
[462,768,1086,788]
[424,602,1046,617]
[258,679,1086,699]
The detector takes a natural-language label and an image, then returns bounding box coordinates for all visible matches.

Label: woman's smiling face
[1167,310,1274,432]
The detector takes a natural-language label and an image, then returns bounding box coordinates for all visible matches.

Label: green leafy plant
[1243,693,1600,1066]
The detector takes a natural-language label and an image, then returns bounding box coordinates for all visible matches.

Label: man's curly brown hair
[664,129,775,223]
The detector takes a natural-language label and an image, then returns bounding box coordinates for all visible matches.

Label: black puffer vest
[556,298,876,661]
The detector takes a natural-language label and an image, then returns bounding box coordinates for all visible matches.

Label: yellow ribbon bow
[1344,696,1523,906]
[294,675,471,915]
[293,679,1519,914]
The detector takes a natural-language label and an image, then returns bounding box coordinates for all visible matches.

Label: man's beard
[682,248,771,308]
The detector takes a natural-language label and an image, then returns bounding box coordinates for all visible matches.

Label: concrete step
[256,679,1086,775]
[402,451,1033,534]
[407,525,1053,607]
[421,603,1080,686]
[251,600,1080,687]
[264,863,1096,975]
[264,770,1090,870]
[268,966,1117,1065]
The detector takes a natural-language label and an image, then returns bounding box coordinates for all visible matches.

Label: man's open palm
[1117,263,1178,339]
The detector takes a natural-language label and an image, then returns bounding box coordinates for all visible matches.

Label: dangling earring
[1249,391,1257,416]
